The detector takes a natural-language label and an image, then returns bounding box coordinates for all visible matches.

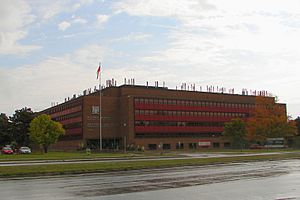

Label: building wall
[82,95,120,140]
[41,85,284,151]
[115,86,258,150]
[41,97,84,150]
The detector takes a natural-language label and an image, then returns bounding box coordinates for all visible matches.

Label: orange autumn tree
[246,96,297,144]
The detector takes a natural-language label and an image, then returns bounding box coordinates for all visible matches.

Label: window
[224,142,231,148]
[148,144,157,150]
[163,144,171,150]
[213,142,220,148]
[176,143,184,149]
[189,143,197,149]
[144,110,149,115]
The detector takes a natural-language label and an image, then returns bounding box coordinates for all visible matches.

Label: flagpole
[99,62,102,151]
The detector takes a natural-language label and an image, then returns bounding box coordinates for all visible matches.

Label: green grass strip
[1,150,300,162]
[0,152,157,162]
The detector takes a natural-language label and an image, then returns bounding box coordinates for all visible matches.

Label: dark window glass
[163,144,171,150]
[148,144,157,150]
[189,143,197,149]
[213,142,220,148]
[224,142,231,148]
[176,143,184,149]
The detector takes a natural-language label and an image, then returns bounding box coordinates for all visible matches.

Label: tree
[223,118,247,150]
[10,107,34,146]
[246,96,297,143]
[0,113,12,146]
[29,114,65,153]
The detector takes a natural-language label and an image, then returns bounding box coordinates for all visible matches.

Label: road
[1,159,300,199]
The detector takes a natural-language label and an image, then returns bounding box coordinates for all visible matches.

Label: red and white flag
[97,63,101,79]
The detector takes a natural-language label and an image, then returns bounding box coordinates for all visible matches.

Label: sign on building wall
[91,106,100,114]
[198,140,211,147]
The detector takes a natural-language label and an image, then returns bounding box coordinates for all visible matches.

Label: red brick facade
[41,85,284,151]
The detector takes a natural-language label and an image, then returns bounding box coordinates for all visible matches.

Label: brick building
[41,84,284,151]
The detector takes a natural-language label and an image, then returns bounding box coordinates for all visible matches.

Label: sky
[1,0,300,118]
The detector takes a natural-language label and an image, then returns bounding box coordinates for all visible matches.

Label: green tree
[0,113,12,146]
[29,114,65,153]
[10,107,34,146]
[223,118,247,150]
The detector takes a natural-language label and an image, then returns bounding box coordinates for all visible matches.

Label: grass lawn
[1,152,300,178]
[1,149,300,162]
[0,151,154,162]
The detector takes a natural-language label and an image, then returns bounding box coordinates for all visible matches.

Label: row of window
[147,142,230,150]
[60,135,83,141]
[135,121,225,127]
[135,110,248,118]
[53,111,82,122]
[135,132,222,138]
[63,122,82,129]
[135,98,254,109]
[45,100,82,114]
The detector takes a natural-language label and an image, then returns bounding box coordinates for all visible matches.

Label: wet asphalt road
[1,159,300,200]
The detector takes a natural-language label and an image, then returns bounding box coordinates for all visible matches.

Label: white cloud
[113,0,300,117]
[72,0,94,11]
[0,44,115,116]
[0,0,40,55]
[32,1,67,20]
[113,0,215,18]
[113,32,151,42]
[72,17,88,24]
[58,21,71,31]
[58,16,88,32]
[31,0,94,21]
[97,14,109,25]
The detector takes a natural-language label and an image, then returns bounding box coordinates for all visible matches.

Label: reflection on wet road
[1,160,300,200]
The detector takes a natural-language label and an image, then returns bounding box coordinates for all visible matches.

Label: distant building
[40,84,285,150]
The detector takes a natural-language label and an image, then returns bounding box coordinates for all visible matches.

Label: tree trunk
[43,145,48,153]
